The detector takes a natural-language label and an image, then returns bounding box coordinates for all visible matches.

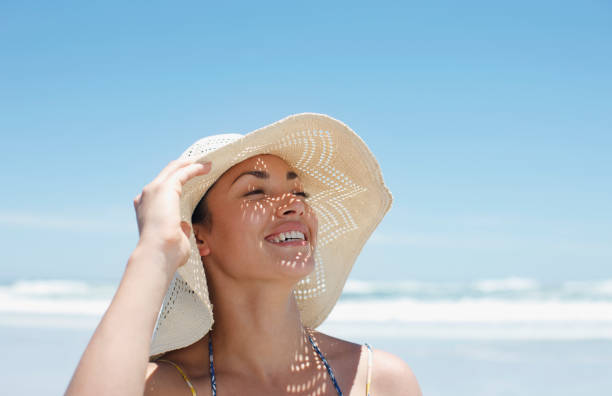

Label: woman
[66,114,422,396]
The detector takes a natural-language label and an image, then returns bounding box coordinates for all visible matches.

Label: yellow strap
[157,359,197,396]
[365,343,373,396]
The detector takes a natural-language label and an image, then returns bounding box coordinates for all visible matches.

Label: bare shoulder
[370,348,422,396]
[310,331,421,395]
[309,330,363,360]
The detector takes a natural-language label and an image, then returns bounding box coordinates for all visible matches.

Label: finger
[153,159,195,185]
[173,162,212,187]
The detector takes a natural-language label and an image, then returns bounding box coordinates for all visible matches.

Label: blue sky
[1,1,610,282]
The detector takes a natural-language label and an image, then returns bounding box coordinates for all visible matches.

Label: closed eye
[243,189,309,198]
[244,189,264,196]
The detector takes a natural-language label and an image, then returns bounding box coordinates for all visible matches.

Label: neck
[207,277,311,381]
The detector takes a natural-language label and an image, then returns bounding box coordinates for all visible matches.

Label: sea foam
[2,278,612,339]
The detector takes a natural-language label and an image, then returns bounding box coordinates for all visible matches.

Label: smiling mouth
[265,230,309,246]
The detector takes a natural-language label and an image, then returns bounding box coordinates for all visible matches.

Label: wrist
[128,241,180,283]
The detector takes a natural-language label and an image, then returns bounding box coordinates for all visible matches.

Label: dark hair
[191,181,217,229]
[191,191,211,229]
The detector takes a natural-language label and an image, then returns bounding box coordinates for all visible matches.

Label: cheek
[239,200,275,225]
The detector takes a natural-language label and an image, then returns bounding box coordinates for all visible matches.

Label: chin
[276,256,316,279]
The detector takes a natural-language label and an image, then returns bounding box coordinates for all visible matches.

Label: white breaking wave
[2,295,612,323]
[562,279,612,296]
[318,320,612,340]
[0,279,114,316]
[327,295,612,340]
[7,280,92,296]
[2,278,612,340]
[0,279,116,298]
[0,296,109,316]
[472,277,539,292]
[328,298,612,322]
[341,278,612,301]
[5,278,612,301]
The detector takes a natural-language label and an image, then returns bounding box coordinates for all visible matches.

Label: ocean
[2,277,612,395]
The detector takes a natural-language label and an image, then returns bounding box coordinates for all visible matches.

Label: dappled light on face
[226,158,316,273]
[240,200,269,223]
[253,156,268,171]
[281,251,312,269]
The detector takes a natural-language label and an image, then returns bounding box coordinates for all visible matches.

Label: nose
[275,193,306,217]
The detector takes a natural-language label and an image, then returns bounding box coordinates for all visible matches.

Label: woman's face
[193,154,318,282]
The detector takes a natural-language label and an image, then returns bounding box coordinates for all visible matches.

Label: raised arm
[65,160,211,396]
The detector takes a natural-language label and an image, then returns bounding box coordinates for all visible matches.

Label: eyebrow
[231,170,298,185]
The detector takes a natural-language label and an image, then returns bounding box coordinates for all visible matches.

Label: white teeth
[268,231,305,243]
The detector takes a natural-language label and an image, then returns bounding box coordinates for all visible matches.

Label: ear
[192,223,212,257]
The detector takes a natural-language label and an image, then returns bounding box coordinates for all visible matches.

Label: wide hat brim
[150,113,392,356]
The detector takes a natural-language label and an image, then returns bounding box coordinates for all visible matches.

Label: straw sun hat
[150,113,392,356]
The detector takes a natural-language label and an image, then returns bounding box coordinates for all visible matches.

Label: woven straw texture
[150,113,392,356]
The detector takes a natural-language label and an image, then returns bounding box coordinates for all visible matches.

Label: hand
[133,160,211,271]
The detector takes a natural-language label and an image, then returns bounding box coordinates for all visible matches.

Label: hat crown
[181,134,243,161]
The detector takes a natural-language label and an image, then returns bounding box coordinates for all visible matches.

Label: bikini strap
[307,334,344,396]
[209,336,217,396]
[156,359,197,396]
[364,343,373,396]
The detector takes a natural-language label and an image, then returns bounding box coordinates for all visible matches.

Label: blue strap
[209,336,217,396]
[307,333,344,396]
